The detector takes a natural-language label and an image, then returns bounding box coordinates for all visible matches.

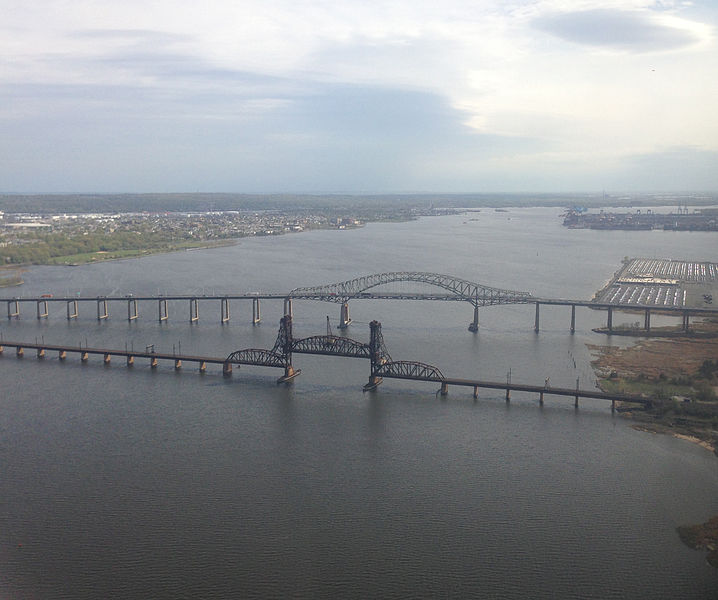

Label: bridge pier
[338,302,351,329]
[607,307,613,332]
[574,378,580,408]
[277,364,300,383]
[222,361,233,376]
[67,300,78,320]
[96,298,108,320]
[534,302,540,333]
[158,299,168,322]
[36,300,48,319]
[252,298,261,324]
[199,361,206,373]
[468,304,479,332]
[363,374,382,391]
[283,298,293,318]
[190,298,199,323]
[682,311,690,332]
[174,359,182,370]
[439,382,449,396]
[37,347,45,358]
[505,388,510,402]
[81,351,89,362]
[59,350,66,360]
[16,346,24,357]
[127,299,138,321]
[7,300,19,319]
[104,353,111,364]
[473,385,479,399]
[570,305,576,333]
[221,298,230,324]
[127,355,134,366]
[150,356,158,368]
[644,309,651,332]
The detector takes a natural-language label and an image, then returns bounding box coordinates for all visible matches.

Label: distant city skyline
[2,1,717,193]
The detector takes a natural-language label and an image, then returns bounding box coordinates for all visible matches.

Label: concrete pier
[127,299,138,321]
[189,298,199,323]
[66,300,78,320]
[103,353,111,364]
[570,305,576,333]
[36,300,48,319]
[221,298,230,323]
[37,348,45,358]
[174,359,182,370]
[127,355,134,366]
[96,298,108,320]
[534,302,540,333]
[644,309,651,331]
[338,302,351,329]
[252,298,261,324]
[7,300,19,319]
[222,362,233,376]
[283,298,293,318]
[607,307,613,332]
[468,305,479,332]
[59,350,66,360]
[439,382,449,396]
[158,298,168,322]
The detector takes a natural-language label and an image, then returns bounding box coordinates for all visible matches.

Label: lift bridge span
[1,314,648,410]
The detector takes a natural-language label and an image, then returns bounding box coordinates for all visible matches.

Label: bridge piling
[539,391,544,406]
[222,361,232,376]
[468,305,479,332]
[67,300,78,320]
[96,298,108,321]
[283,298,293,318]
[189,298,199,323]
[644,309,651,332]
[127,355,134,366]
[607,307,613,332]
[7,300,19,319]
[36,300,48,319]
[103,353,111,364]
[59,350,66,360]
[440,382,449,396]
[473,385,479,399]
[338,302,351,329]
[221,298,230,324]
[158,298,168,322]
[534,302,540,333]
[252,298,261,324]
[37,347,45,358]
[127,299,138,321]
[570,305,576,333]
[16,346,23,357]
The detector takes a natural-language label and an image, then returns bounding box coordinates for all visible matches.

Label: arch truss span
[288,272,533,306]
[376,360,445,382]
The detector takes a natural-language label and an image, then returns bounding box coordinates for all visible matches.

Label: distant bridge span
[289,271,533,331]
[289,271,533,305]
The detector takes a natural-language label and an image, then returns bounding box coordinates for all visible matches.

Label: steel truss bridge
[289,271,533,305]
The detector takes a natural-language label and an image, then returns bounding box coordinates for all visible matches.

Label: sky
[1,0,717,194]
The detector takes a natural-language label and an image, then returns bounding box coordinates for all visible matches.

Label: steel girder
[225,348,289,368]
[288,271,533,305]
[291,335,372,358]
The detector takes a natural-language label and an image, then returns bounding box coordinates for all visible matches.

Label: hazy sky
[2,0,717,193]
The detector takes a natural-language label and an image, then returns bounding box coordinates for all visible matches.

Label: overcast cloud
[1,0,716,193]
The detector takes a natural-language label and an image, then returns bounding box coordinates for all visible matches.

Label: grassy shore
[39,240,235,266]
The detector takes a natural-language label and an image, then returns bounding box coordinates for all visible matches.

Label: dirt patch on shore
[589,320,718,380]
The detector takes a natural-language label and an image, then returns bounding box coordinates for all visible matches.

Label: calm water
[1,208,717,599]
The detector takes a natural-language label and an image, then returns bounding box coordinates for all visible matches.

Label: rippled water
[1,208,717,598]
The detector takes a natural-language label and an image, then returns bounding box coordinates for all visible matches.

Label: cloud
[534,8,706,52]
